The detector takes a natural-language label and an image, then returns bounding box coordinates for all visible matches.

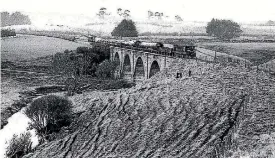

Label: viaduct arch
[110,46,174,82]
[134,57,145,81]
[149,60,160,78]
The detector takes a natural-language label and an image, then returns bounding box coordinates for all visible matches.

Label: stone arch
[114,52,121,79]
[114,52,120,62]
[123,54,131,72]
[134,57,145,81]
[149,60,160,78]
[123,54,132,79]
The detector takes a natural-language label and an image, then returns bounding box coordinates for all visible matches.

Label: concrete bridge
[110,46,176,82]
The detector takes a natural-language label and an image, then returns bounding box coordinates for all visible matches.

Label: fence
[195,48,275,75]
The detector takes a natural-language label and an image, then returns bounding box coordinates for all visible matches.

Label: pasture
[1,34,88,62]
[198,42,275,65]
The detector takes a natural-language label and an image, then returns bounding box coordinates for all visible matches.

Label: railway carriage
[90,37,196,58]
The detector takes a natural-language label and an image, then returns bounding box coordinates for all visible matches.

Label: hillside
[24,59,275,158]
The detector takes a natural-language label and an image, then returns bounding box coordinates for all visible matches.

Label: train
[88,36,196,58]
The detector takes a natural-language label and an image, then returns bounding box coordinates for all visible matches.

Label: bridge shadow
[123,54,132,81]
[134,57,145,82]
[149,61,160,78]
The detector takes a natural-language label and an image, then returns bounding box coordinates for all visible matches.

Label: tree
[175,15,183,21]
[148,11,153,19]
[111,19,138,37]
[1,12,10,26]
[5,132,33,158]
[97,7,110,19]
[123,10,130,19]
[95,60,119,79]
[1,29,16,37]
[24,95,73,143]
[1,11,31,27]
[10,11,31,25]
[206,18,242,40]
[117,8,122,16]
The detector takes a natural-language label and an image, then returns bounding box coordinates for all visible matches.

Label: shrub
[76,47,90,53]
[11,98,31,111]
[1,29,16,37]
[206,18,242,40]
[95,60,119,79]
[5,132,33,158]
[111,19,138,37]
[24,95,73,143]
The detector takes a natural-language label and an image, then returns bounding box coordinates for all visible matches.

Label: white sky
[1,0,275,22]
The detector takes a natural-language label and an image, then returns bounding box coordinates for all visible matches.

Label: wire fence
[195,48,275,76]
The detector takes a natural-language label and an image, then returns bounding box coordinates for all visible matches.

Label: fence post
[214,51,217,63]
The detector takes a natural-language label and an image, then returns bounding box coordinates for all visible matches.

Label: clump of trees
[24,95,73,143]
[53,43,110,76]
[95,59,119,79]
[5,132,33,158]
[1,29,16,37]
[1,11,31,27]
[206,18,242,40]
[111,19,138,37]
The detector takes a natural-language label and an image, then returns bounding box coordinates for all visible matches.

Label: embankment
[25,59,275,157]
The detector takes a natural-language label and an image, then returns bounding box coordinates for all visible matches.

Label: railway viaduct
[110,46,176,82]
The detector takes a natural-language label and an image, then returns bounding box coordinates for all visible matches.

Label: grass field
[198,42,275,65]
[1,34,88,62]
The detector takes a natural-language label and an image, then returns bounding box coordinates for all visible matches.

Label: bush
[206,18,242,40]
[111,19,138,37]
[11,98,32,111]
[95,60,119,79]
[1,29,16,37]
[76,47,90,53]
[5,132,33,158]
[24,95,73,143]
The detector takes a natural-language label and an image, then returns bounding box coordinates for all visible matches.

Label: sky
[1,0,275,22]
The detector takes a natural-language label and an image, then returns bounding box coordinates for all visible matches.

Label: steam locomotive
[89,37,196,58]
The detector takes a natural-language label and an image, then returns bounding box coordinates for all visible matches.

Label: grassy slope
[26,59,275,158]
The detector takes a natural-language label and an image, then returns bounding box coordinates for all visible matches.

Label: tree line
[206,18,242,40]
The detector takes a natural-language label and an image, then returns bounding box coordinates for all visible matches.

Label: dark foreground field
[25,59,275,158]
